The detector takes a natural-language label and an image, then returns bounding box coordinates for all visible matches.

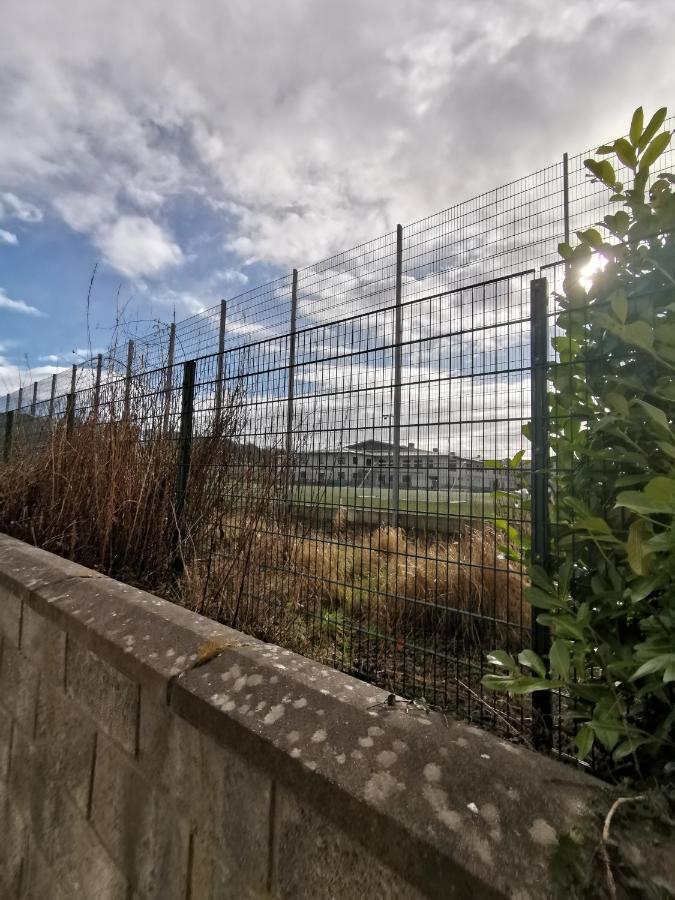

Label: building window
[352,455,358,464]
[337,455,345,464]
[338,471,346,482]
[402,475,411,486]
[365,457,372,465]
[299,471,307,481]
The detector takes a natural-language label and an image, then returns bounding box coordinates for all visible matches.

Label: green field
[290,485,502,518]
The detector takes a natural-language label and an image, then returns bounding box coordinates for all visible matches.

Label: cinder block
[9,725,60,860]
[0,702,12,781]
[21,604,66,685]
[66,637,138,754]
[190,832,263,900]
[35,678,96,815]
[140,693,270,887]
[274,787,421,900]
[47,786,128,900]
[11,725,125,899]
[20,841,68,900]
[0,784,27,899]
[0,639,39,737]
[0,583,22,645]
[91,732,190,900]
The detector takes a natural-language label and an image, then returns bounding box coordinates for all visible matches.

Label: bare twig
[600,794,646,900]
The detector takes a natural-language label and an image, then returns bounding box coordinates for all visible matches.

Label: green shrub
[483,107,675,776]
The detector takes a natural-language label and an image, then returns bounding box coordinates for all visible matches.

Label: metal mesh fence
[5,119,674,409]
[3,121,673,753]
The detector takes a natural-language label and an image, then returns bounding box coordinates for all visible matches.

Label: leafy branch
[483,107,675,776]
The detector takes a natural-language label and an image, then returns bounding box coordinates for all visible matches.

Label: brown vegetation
[0,404,528,719]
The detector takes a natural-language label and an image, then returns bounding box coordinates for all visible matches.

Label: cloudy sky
[1,0,673,394]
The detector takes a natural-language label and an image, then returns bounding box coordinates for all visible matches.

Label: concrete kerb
[0,535,237,702]
[0,533,608,899]
[171,642,605,899]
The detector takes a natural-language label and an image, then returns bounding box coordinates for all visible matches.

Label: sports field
[290,484,505,518]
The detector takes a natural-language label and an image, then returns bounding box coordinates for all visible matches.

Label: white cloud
[0,192,42,223]
[38,347,106,364]
[53,192,118,233]
[0,0,673,279]
[214,268,249,287]
[96,215,184,278]
[0,288,45,317]
[0,354,63,396]
[0,229,18,245]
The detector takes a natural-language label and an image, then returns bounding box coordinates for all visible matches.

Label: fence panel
[5,121,674,753]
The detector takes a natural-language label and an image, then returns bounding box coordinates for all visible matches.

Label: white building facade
[294,440,525,493]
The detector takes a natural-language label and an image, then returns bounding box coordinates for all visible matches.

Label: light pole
[383,413,393,490]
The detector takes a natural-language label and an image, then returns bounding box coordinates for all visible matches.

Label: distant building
[294,439,527,492]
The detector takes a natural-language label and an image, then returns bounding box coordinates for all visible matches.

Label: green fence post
[173,359,196,577]
[531,276,552,749]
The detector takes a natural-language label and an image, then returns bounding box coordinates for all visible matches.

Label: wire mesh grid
[3,119,674,751]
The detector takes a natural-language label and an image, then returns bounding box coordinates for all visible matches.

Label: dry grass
[0,419,178,579]
[0,401,529,729]
[288,522,526,634]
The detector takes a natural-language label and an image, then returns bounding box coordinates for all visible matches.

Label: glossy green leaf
[584,158,616,187]
[575,724,594,760]
[485,650,518,673]
[629,107,644,147]
[637,107,667,150]
[610,290,628,324]
[639,131,672,171]
[613,737,653,761]
[614,137,637,169]
[627,519,646,575]
[622,321,654,350]
[523,586,563,611]
[550,640,571,679]
[631,654,675,680]
[633,399,669,432]
[517,650,547,678]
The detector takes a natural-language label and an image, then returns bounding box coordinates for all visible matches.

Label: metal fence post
[48,374,57,420]
[173,359,196,577]
[530,276,552,748]
[31,381,38,416]
[285,270,298,463]
[123,340,134,422]
[66,364,77,437]
[214,300,227,431]
[93,353,103,419]
[391,224,403,528]
[562,152,571,287]
[163,323,176,435]
[2,394,8,461]
[65,395,75,437]
[3,410,14,462]
[562,152,570,248]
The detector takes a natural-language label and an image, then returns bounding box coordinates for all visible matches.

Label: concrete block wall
[0,533,604,899]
